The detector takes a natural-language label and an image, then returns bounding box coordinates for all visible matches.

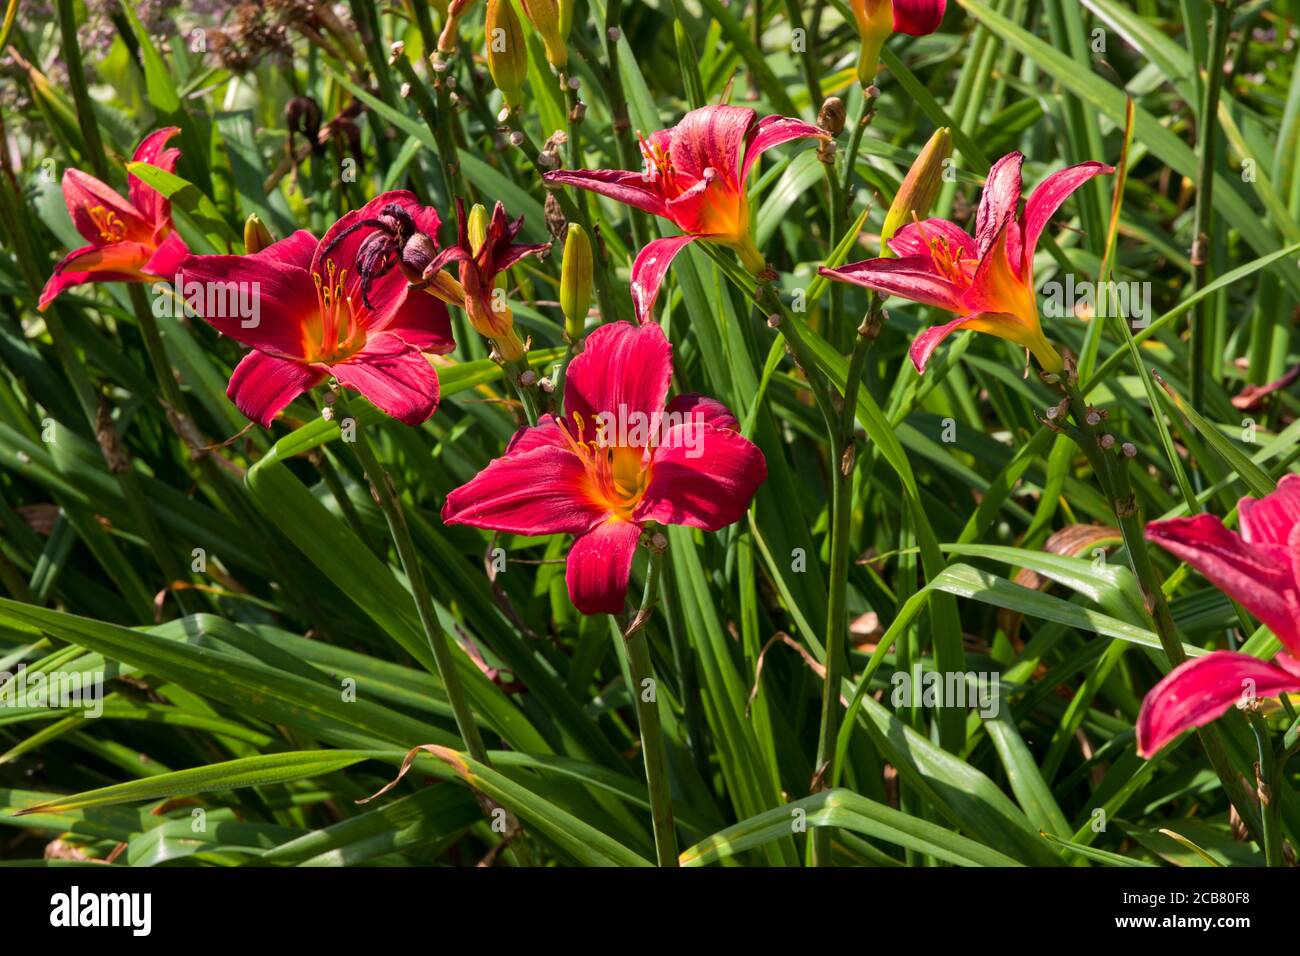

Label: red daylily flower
[544,104,827,323]
[820,151,1112,375]
[443,321,767,614]
[178,192,454,427]
[850,0,947,83]
[39,128,190,311]
[1139,474,1300,757]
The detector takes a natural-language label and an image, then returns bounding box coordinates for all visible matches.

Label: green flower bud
[560,223,593,340]
[521,0,568,68]
[244,214,274,254]
[486,0,528,108]
[879,127,952,255]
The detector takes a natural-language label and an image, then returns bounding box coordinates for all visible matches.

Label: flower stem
[811,304,879,867]
[1248,710,1283,866]
[623,541,678,866]
[335,394,489,764]
[1187,0,1232,411]
[1058,379,1264,841]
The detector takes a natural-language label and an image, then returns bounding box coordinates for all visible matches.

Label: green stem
[623,543,678,866]
[1188,0,1231,411]
[56,0,108,180]
[335,394,489,764]
[1248,710,1283,866]
[1059,380,1263,841]
[811,304,879,867]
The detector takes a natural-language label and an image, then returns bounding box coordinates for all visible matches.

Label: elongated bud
[486,0,527,108]
[560,223,592,340]
[438,0,476,54]
[467,204,490,256]
[850,0,894,87]
[879,127,952,255]
[244,214,274,254]
[521,0,569,68]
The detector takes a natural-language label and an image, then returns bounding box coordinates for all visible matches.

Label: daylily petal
[142,230,190,278]
[636,423,767,529]
[630,234,698,324]
[1020,161,1112,272]
[908,312,981,373]
[226,350,325,427]
[252,229,318,270]
[128,127,182,226]
[974,151,1022,259]
[373,292,456,354]
[666,104,756,186]
[961,224,1035,323]
[442,443,609,536]
[892,0,946,34]
[565,320,674,431]
[177,253,316,358]
[1136,651,1300,758]
[63,168,150,245]
[1147,513,1300,655]
[543,168,670,218]
[1236,473,1300,547]
[504,413,570,455]
[740,114,828,183]
[565,517,643,615]
[329,331,441,426]
[664,393,740,432]
[38,242,152,310]
[819,256,967,313]
[887,217,977,260]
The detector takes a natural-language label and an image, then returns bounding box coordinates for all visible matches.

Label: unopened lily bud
[817,97,847,138]
[485,0,527,108]
[244,214,273,254]
[438,0,475,55]
[521,0,569,68]
[560,223,593,340]
[467,203,490,256]
[850,0,895,87]
[879,126,952,255]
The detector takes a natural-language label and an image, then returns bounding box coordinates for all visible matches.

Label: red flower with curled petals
[820,151,1112,375]
[1138,474,1300,757]
[443,321,767,614]
[544,104,827,324]
[178,191,454,427]
[39,128,190,311]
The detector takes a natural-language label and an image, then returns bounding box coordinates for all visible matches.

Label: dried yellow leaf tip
[521,0,569,68]
[879,127,952,256]
[243,214,274,254]
[486,0,527,109]
[560,222,593,340]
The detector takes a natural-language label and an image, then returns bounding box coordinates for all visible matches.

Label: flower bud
[467,203,490,257]
[244,214,274,254]
[879,126,952,255]
[521,0,569,68]
[485,0,527,108]
[850,0,894,87]
[560,223,593,340]
[438,0,475,55]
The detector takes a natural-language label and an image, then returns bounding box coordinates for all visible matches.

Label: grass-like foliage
[0,0,1298,868]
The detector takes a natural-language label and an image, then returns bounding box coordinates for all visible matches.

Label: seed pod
[879,126,953,255]
[244,214,274,254]
[521,0,569,68]
[485,0,527,109]
[817,97,847,138]
[560,223,593,340]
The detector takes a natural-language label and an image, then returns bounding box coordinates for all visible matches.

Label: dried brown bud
[817,97,847,138]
